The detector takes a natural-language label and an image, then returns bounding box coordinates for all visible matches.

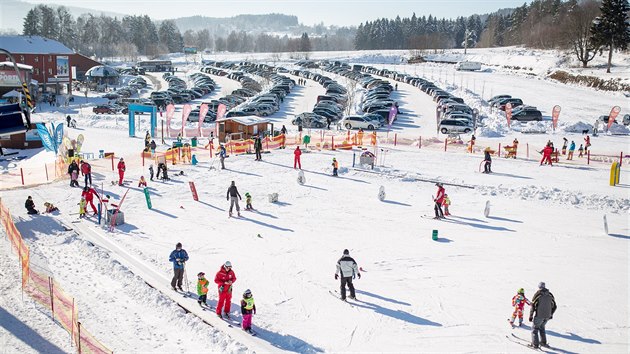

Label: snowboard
[76,134,85,153]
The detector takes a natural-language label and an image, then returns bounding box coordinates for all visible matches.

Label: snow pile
[563,121,593,133]
[608,123,630,135]
[514,121,550,134]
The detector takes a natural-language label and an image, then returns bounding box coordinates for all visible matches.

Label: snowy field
[1,47,629,353]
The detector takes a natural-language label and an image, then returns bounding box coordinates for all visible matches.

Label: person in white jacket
[335,249,361,301]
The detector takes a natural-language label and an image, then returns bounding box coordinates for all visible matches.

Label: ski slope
[1,47,629,353]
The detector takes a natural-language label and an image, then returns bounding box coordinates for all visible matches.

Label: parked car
[438,119,473,134]
[341,115,381,130]
[93,105,118,114]
[456,61,482,71]
[511,106,542,121]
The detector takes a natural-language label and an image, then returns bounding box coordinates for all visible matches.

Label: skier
[169,243,189,291]
[78,196,87,218]
[294,146,302,169]
[66,115,71,127]
[578,144,584,158]
[433,183,445,219]
[25,196,38,214]
[226,181,242,217]
[149,140,157,154]
[138,176,147,188]
[327,116,331,130]
[332,157,339,176]
[241,289,256,333]
[509,288,531,327]
[529,282,557,349]
[68,160,80,187]
[483,147,492,173]
[149,165,154,181]
[567,141,576,160]
[254,136,263,161]
[335,249,360,301]
[82,186,100,215]
[561,138,568,155]
[280,125,287,136]
[43,202,59,213]
[80,160,92,187]
[214,261,237,319]
[371,131,377,145]
[584,135,591,153]
[218,144,227,170]
[144,131,151,151]
[117,158,126,186]
[442,194,451,216]
[540,144,553,166]
[245,192,253,210]
[197,272,209,307]
[357,128,364,145]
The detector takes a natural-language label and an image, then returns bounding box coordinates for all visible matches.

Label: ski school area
[1,56,629,353]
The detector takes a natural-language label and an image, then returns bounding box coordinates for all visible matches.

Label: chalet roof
[0,35,73,55]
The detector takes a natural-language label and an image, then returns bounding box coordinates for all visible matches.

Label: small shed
[85,65,119,85]
[216,116,273,142]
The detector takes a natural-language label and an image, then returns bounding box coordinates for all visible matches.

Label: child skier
[442,194,451,216]
[79,196,87,218]
[332,157,339,176]
[44,202,59,213]
[578,144,584,158]
[138,176,147,188]
[240,289,256,334]
[149,165,154,181]
[245,192,253,210]
[197,272,209,307]
[509,288,531,328]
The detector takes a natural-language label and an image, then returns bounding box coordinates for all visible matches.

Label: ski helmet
[224,261,232,268]
[538,281,546,289]
[333,158,336,161]
[197,272,205,277]
[243,289,252,297]
[436,182,443,187]
[343,249,349,255]
[245,192,250,197]
[517,288,524,294]
[176,242,182,248]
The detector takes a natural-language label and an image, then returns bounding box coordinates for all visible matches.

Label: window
[20,55,24,62]
[48,56,52,62]
[35,56,39,62]
[48,68,52,75]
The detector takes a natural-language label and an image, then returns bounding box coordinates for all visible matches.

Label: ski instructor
[335,249,360,301]
[169,242,189,291]
[215,261,237,319]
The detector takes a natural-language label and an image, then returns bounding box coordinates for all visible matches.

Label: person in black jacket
[226,181,242,217]
[529,282,557,349]
[483,147,492,173]
[25,196,38,214]
[254,137,263,161]
[334,249,361,301]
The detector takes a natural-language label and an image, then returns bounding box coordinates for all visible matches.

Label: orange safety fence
[0,198,113,354]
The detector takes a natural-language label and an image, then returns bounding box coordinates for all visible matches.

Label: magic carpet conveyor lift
[0,48,33,136]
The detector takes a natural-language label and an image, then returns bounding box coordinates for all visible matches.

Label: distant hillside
[0,0,126,31]
[171,13,300,35]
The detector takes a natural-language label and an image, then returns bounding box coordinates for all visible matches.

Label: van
[456,61,482,71]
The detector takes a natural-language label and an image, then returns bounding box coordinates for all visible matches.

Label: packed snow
[1,47,629,353]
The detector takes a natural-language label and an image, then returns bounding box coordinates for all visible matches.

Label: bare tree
[565,0,601,67]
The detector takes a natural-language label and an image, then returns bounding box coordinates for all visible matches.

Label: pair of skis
[506,334,558,353]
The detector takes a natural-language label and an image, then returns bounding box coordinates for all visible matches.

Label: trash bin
[191,137,197,147]
[173,141,183,148]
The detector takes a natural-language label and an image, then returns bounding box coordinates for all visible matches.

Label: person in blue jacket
[169,242,189,291]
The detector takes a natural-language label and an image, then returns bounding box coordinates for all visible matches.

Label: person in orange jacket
[117,158,126,185]
[332,157,339,176]
[357,128,364,145]
[197,272,210,307]
[214,261,237,319]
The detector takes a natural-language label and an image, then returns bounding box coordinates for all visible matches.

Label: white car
[439,119,473,134]
[341,115,381,130]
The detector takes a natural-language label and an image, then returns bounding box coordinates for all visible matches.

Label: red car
[92,105,117,114]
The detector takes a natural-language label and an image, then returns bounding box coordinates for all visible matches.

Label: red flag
[189,181,199,201]
[505,103,512,128]
[198,103,209,136]
[181,104,192,136]
[552,105,561,131]
[607,106,621,131]
[166,104,175,135]
[217,103,227,120]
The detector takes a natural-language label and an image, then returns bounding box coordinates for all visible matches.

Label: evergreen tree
[590,0,630,73]
[22,8,40,36]
[299,32,311,52]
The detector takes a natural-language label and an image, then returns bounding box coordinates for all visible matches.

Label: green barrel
[432,229,438,241]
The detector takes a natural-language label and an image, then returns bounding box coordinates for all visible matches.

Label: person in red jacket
[117,158,126,185]
[80,160,92,188]
[293,146,302,169]
[81,186,100,214]
[540,144,553,166]
[214,261,237,319]
[434,183,445,219]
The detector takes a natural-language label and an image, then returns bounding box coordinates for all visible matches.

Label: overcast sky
[22,0,528,26]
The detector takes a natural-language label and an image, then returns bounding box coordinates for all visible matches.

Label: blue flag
[54,123,64,152]
[36,123,55,153]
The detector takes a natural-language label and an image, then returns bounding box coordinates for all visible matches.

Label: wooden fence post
[394,133,397,146]
[498,143,501,158]
[45,164,49,181]
[587,150,590,165]
[20,168,24,185]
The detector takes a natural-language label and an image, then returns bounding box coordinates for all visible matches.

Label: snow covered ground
[1,47,629,353]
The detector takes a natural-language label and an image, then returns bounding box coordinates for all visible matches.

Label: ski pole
[183,262,190,294]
